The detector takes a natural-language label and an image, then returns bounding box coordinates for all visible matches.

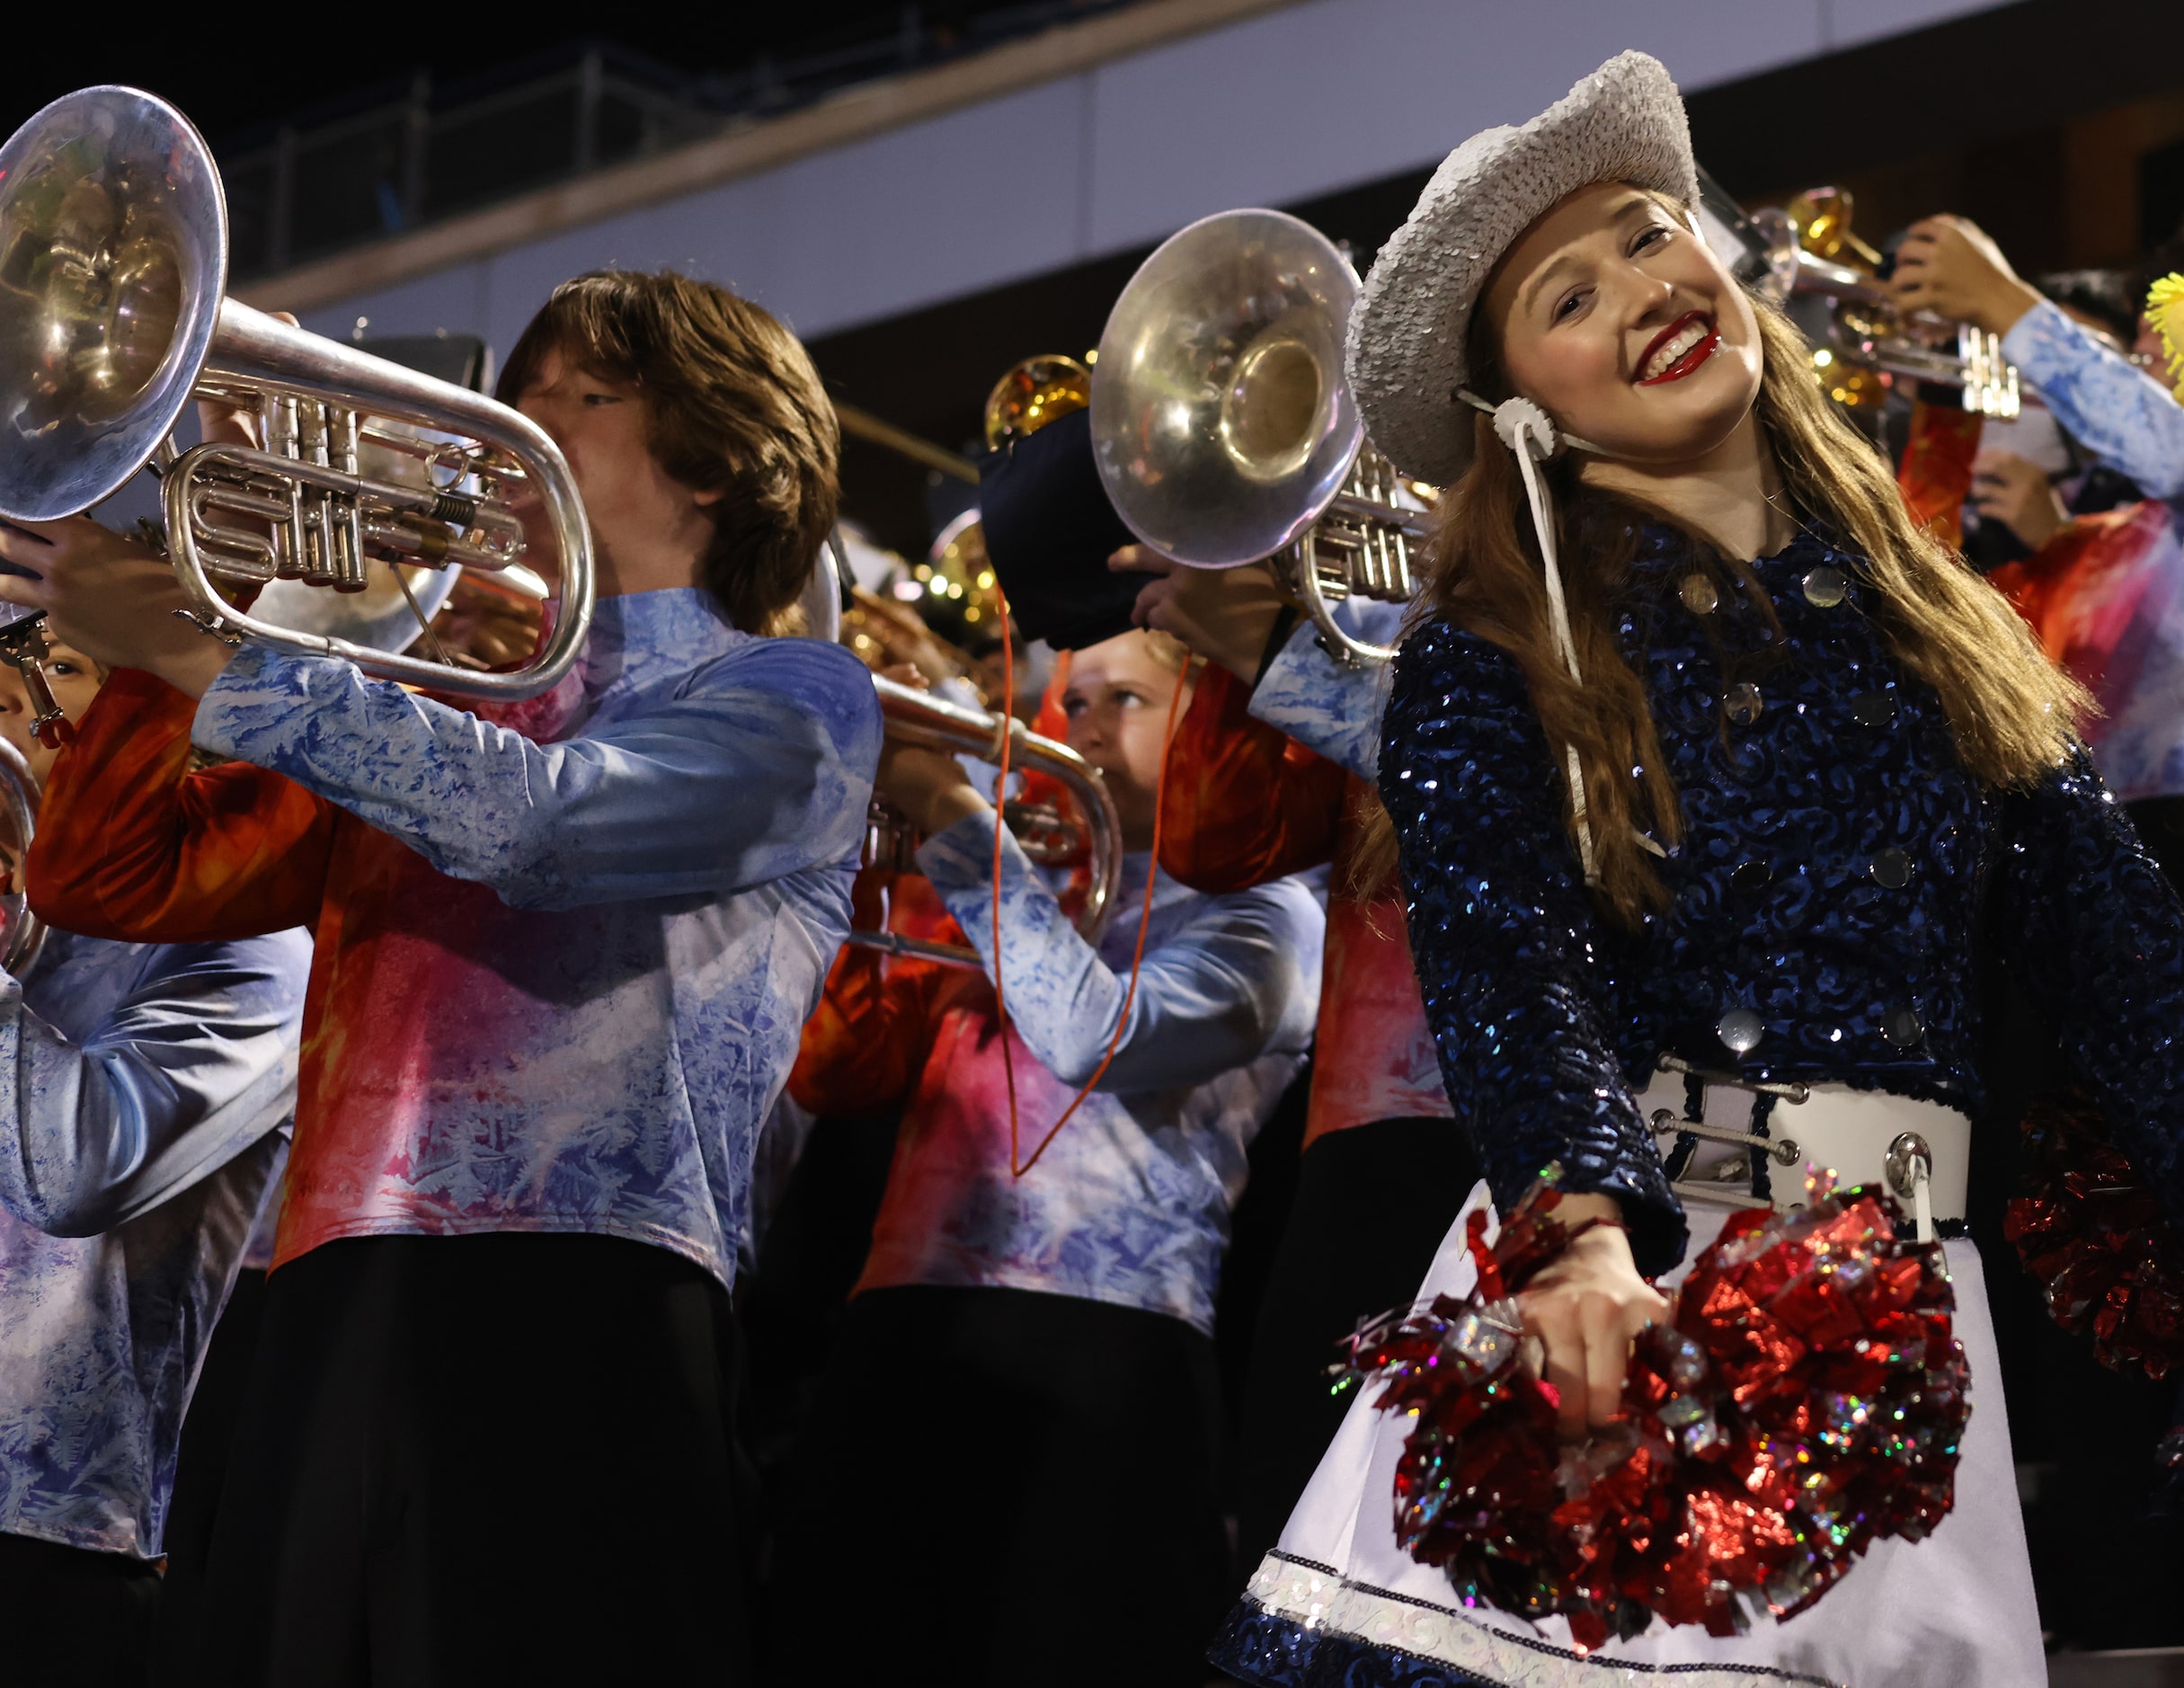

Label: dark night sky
[1,6,1056,150]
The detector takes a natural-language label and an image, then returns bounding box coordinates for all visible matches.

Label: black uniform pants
[176,1231,756,1688]
[0,1531,162,1688]
[768,1283,1230,1688]
[1233,1116,1483,1571]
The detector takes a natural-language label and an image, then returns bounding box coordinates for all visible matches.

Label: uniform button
[1851,689,1895,726]
[1801,564,1849,608]
[1724,682,1763,725]
[1679,573,1719,614]
[1882,1006,1923,1046]
[1717,1008,1763,1053]
[1730,859,1773,892]
[1869,847,1913,889]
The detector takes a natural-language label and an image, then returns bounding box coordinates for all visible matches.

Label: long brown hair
[500,270,840,634]
[1363,296,2086,928]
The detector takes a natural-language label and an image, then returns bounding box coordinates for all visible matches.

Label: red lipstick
[1636,312,1719,386]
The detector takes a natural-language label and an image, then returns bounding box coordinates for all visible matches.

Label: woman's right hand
[1514,1192,1668,1440]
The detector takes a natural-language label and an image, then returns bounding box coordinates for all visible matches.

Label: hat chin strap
[1456,389,1664,887]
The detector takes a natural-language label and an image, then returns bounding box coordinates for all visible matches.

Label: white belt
[1632,1058,1969,1242]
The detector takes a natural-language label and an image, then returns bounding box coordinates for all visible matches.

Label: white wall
[297,0,2008,355]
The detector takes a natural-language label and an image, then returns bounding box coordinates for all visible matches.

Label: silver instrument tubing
[0,86,594,703]
[1634,1062,1969,1226]
[851,674,1125,970]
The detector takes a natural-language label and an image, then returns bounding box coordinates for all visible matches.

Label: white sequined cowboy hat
[1345,50,1700,487]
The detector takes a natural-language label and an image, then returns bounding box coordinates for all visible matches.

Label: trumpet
[802,532,1123,970]
[1695,173,2021,420]
[856,674,1123,968]
[0,85,593,732]
[1088,209,1431,668]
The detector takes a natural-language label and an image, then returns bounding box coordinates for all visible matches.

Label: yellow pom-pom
[2150,273,2184,404]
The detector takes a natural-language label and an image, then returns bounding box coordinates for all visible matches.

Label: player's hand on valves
[1972,452,2069,551]
[1514,1191,1668,1441]
[1887,217,2043,338]
[0,516,233,697]
[875,741,987,840]
[1112,546,1289,684]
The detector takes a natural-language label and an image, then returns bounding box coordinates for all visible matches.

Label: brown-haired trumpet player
[0,271,880,1685]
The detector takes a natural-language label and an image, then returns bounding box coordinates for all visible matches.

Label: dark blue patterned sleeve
[1380,619,1686,1275]
[1993,750,2184,1226]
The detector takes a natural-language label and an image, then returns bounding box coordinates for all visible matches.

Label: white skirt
[1216,1172,2046,1688]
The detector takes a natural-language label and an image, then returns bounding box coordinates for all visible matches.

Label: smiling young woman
[1426,179,2082,930]
[1214,49,2184,1688]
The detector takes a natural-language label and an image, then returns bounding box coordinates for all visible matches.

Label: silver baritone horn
[0,85,594,733]
[1090,209,1430,668]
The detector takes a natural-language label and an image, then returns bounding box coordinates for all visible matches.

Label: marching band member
[770,627,1323,1688]
[1887,246,2184,1647]
[1123,560,1479,1571]
[1890,235,2184,866]
[1890,218,2184,505]
[0,271,880,1685]
[1219,50,2184,1687]
[0,644,308,1688]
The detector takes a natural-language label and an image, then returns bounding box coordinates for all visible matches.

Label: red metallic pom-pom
[2004,1089,2184,1380]
[1336,1178,1968,1653]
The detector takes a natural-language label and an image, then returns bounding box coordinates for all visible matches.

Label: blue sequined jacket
[1381,528,2184,1276]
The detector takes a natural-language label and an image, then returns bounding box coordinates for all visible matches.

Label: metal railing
[220,4,1134,281]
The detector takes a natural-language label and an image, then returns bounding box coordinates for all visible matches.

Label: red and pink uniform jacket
[1159,661,1452,1147]
[28,593,878,1289]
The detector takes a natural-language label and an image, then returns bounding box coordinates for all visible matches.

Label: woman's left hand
[1514,1193,1669,1440]
[0,515,235,697]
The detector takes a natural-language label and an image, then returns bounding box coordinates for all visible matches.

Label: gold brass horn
[850,673,1123,969]
[0,86,593,725]
[1088,209,1431,667]
[983,354,1092,451]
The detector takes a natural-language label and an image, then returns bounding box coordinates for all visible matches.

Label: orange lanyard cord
[993,599,1022,1165]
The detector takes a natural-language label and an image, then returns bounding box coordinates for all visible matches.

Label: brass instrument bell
[1783,187,1884,270]
[1088,208,1429,665]
[0,86,594,701]
[983,355,1093,451]
[913,509,1006,637]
